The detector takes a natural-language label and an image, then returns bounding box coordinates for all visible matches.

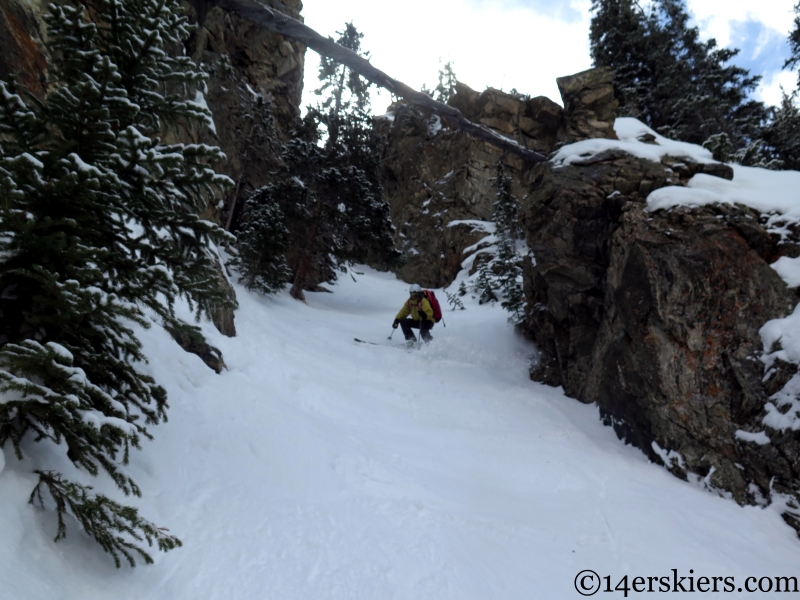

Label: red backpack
[422,290,443,323]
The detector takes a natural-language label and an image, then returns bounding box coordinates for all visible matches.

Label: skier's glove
[392,319,400,328]
[419,313,427,321]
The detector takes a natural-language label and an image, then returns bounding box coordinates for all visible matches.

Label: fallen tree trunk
[201,0,549,163]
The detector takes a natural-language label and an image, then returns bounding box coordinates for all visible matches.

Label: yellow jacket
[396,297,434,322]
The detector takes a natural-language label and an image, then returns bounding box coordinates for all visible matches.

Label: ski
[354,338,428,350]
[355,338,422,350]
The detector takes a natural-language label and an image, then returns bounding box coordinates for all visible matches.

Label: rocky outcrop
[211,256,238,337]
[185,0,305,230]
[379,69,624,289]
[379,112,525,287]
[380,83,566,288]
[166,321,227,373]
[556,67,618,143]
[520,147,800,532]
[449,82,564,155]
[0,0,47,97]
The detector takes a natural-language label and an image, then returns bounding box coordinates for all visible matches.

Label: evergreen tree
[434,61,458,104]
[786,1,800,90]
[445,289,465,311]
[232,24,400,301]
[468,163,525,317]
[701,132,734,162]
[284,23,400,300]
[590,0,767,152]
[762,89,800,171]
[0,0,232,566]
[492,163,525,322]
[702,131,783,168]
[589,0,651,117]
[763,0,800,171]
[229,185,292,294]
[474,259,498,305]
[422,61,458,103]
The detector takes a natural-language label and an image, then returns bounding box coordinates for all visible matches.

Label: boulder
[587,204,797,501]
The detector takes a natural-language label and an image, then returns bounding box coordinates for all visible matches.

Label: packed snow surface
[2,267,799,598]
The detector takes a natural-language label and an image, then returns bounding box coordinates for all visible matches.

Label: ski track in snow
[2,267,800,599]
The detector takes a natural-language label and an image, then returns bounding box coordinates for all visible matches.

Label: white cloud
[757,69,798,105]
[300,0,593,113]
[686,0,795,45]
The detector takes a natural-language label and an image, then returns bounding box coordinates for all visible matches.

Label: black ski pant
[400,318,433,341]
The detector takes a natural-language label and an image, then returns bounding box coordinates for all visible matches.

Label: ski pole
[388,328,395,340]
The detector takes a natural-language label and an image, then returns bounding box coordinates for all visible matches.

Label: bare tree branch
[204,0,549,163]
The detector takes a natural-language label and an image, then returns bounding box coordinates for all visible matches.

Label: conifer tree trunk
[323,66,347,152]
[288,223,317,301]
[289,197,324,301]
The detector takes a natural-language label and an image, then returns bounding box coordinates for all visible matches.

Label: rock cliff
[0,0,48,98]
[379,67,621,289]
[184,0,305,229]
[379,82,566,288]
[518,114,800,533]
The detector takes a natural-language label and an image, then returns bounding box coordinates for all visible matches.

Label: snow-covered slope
[2,265,799,598]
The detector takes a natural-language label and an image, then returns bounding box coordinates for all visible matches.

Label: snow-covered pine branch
[0,0,234,565]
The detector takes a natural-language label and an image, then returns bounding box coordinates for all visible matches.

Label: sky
[298,0,799,114]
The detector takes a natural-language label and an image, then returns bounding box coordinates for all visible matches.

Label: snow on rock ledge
[649,165,800,220]
[552,117,717,168]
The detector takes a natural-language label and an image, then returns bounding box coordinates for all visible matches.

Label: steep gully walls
[3,0,799,533]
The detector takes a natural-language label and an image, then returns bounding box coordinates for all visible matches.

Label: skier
[392,284,434,347]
